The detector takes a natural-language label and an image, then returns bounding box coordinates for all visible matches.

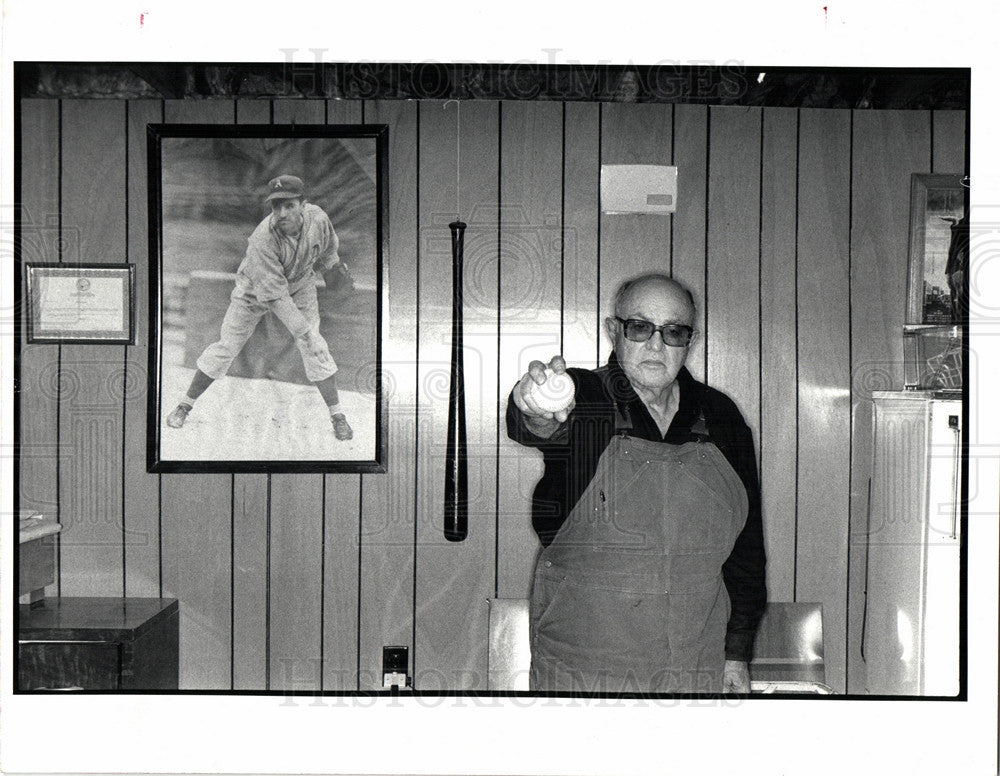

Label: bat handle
[444,221,468,542]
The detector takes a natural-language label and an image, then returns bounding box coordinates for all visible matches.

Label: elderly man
[165,174,354,441]
[507,272,766,693]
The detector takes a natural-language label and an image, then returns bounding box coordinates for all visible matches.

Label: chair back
[487,598,531,690]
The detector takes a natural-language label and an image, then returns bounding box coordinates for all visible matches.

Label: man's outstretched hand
[512,356,576,438]
[722,660,751,693]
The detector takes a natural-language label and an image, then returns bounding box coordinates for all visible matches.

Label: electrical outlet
[382,646,409,689]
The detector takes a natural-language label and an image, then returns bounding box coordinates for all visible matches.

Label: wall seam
[757,109,765,482]
[121,100,130,597]
[669,104,676,276]
[411,101,421,683]
[356,97,366,693]
[704,107,712,381]
[844,108,856,692]
[792,108,801,601]
[230,475,235,690]
[319,476,327,692]
[560,102,567,355]
[55,98,63,596]
[494,101,503,600]
[265,473,272,690]
[157,97,165,599]
[595,104,602,365]
[356,477,363,691]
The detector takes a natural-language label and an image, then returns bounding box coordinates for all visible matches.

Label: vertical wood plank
[759,107,799,603]
[358,99,418,690]
[706,105,761,433]
[230,97,271,690]
[267,98,327,694]
[672,104,708,382]
[321,98,364,691]
[18,100,61,538]
[795,108,853,694]
[933,111,967,173]
[268,475,324,692]
[561,102,601,371]
[235,99,270,125]
[598,103,672,366]
[232,470,268,689]
[160,98,235,689]
[58,100,127,597]
[496,101,564,600]
[846,110,930,692]
[414,99,499,690]
[124,99,164,599]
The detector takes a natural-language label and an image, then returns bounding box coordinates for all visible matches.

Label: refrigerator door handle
[949,421,961,541]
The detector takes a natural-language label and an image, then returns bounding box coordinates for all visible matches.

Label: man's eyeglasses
[615,317,694,347]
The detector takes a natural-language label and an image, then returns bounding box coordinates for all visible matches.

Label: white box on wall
[600,164,677,214]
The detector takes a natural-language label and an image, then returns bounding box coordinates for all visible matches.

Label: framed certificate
[24,263,135,344]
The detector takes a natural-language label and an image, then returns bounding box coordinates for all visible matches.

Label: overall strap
[613,401,632,437]
[690,408,711,442]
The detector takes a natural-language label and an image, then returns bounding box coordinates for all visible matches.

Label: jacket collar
[606,351,706,440]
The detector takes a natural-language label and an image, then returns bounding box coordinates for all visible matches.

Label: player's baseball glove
[323,262,355,303]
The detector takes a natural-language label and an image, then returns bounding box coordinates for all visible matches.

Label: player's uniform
[196,202,341,383]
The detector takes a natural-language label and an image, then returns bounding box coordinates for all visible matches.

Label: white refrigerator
[862,391,962,696]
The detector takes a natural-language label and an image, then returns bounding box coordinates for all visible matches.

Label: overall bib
[528,413,749,693]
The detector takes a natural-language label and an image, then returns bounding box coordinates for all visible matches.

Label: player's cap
[265,174,305,202]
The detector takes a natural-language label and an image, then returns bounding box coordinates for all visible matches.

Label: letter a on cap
[266,174,305,202]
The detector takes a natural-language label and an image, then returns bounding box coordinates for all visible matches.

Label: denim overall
[528,407,749,693]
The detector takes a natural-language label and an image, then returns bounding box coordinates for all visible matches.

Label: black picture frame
[24,262,135,344]
[146,123,388,473]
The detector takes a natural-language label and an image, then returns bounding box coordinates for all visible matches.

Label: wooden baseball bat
[444,220,468,542]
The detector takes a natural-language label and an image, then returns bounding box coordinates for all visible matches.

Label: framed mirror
[905,173,967,326]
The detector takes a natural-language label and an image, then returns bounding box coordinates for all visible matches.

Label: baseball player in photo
[165,174,354,441]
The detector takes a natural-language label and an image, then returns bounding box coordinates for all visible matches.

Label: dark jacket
[506,353,767,662]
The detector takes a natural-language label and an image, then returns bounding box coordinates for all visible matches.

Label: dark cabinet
[18,597,179,691]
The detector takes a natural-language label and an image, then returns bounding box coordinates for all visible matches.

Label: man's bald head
[612,273,697,323]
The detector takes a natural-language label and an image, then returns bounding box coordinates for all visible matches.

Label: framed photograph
[905,173,967,325]
[146,124,388,473]
[24,262,135,344]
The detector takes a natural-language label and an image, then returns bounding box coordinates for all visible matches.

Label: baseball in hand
[530,368,575,413]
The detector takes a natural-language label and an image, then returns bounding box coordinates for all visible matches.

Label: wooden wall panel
[358,99,418,690]
[933,111,967,173]
[230,97,271,690]
[795,109,852,694]
[561,102,601,370]
[266,99,327,694]
[846,111,929,693]
[598,103,672,366]
[268,474,325,691]
[414,99,499,690]
[759,107,799,603]
[232,469,268,689]
[58,100,127,597]
[18,100,61,542]
[496,101,564,599]
[706,106,761,435]
[320,98,364,691]
[123,99,164,599]
[17,89,953,696]
[159,98,235,689]
[672,104,708,381]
